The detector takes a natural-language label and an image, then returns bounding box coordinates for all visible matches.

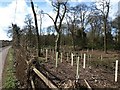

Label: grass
[2,48,16,89]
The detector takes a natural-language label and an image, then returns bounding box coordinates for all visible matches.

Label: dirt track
[0,46,11,90]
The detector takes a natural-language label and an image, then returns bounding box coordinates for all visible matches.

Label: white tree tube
[55,52,58,68]
[61,52,62,63]
[115,60,118,82]
[71,53,74,66]
[83,53,86,68]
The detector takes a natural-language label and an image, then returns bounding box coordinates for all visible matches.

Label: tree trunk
[104,19,107,54]
[55,32,61,57]
[29,27,32,47]
[81,27,86,48]
[71,34,76,50]
[30,0,41,57]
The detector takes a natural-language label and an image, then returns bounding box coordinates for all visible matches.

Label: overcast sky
[0,0,119,40]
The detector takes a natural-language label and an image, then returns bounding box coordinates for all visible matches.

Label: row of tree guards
[42,48,119,82]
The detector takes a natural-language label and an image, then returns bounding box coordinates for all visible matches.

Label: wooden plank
[33,67,58,89]
[84,79,92,90]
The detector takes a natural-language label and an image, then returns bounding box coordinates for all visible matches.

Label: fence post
[115,60,118,82]
[55,52,58,68]
[83,53,86,69]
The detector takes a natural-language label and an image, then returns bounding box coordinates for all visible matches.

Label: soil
[39,49,120,89]
[14,47,120,89]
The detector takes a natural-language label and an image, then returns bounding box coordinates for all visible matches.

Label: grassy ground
[2,48,16,89]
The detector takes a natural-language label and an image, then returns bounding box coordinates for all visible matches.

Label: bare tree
[96,0,110,53]
[30,0,41,56]
[43,0,68,55]
[88,6,103,49]
[66,3,89,49]
[38,10,43,54]
[66,7,78,50]
[10,24,21,48]
[112,16,120,49]
[24,14,33,47]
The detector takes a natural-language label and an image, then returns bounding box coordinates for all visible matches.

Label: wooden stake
[71,53,74,66]
[101,55,103,60]
[76,56,80,80]
[67,53,68,61]
[115,60,118,82]
[56,52,58,68]
[44,49,46,54]
[87,49,88,52]
[87,54,89,60]
[41,49,43,53]
[92,49,93,52]
[50,49,52,53]
[81,53,82,59]
[83,53,86,69]
[52,49,54,54]
[46,49,48,62]
[61,53,62,63]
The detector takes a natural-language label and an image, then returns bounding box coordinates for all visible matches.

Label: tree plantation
[3,0,120,89]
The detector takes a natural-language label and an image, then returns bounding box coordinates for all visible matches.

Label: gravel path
[0,46,11,90]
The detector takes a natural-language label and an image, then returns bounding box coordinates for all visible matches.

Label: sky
[0,0,120,40]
